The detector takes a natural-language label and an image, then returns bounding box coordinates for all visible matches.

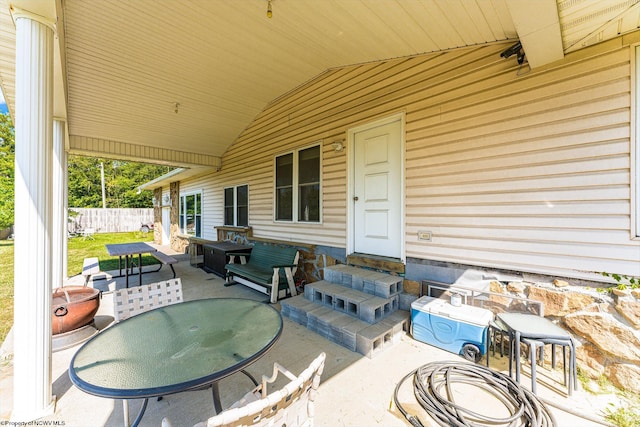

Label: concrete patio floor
[0,247,618,426]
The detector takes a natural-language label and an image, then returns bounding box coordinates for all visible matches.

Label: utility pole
[99,162,106,208]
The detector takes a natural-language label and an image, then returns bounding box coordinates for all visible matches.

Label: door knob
[353,196,359,201]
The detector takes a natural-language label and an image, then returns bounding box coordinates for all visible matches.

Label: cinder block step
[358,294,399,324]
[324,265,403,298]
[327,312,366,346]
[281,295,368,351]
[380,310,411,342]
[324,264,360,286]
[304,281,346,307]
[281,294,324,326]
[355,310,410,358]
[340,316,371,352]
[367,274,404,298]
[307,306,336,338]
[280,281,410,358]
[305,280,398,324]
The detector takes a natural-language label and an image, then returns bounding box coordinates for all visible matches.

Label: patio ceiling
[1,0,640,169]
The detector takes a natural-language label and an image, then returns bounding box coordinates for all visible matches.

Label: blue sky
[0,89,6,114]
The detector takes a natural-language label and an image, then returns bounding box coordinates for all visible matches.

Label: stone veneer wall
[487,279,640,394]
[169,182,182,252]
[153,187,162,244]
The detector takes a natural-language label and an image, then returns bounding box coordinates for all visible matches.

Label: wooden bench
[225,242,299,303]
[151,252,178,278]
[82,257,100,286]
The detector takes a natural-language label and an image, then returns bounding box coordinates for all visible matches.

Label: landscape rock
[615,299,640,328]
[564,312,640,363]
[489,280,510,307]
[612,287,631,297]
[506,281,525,294]
[605,363,640,394]
[553,279,569,288]
[575,343,606,379]
[527,287,594,317]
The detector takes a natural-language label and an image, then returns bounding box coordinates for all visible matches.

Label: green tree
[67,156,170,208]
[0,113,14,229]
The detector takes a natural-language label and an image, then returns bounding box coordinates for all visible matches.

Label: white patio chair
[82,227,95,240]
[112,278,184,422]
[161,352,326,427]
[113,278,183,322]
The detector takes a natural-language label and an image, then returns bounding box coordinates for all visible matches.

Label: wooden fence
[69,208,153,233]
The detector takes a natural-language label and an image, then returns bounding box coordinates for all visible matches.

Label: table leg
[515,331,521,383]
[508,330,514,378]
[122,399,129,427]
[486,327,490,368]
[211,381,223,414]
[125,255,130,288]
[131,398,149,427]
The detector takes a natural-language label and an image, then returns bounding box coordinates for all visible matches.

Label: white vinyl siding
[179,33,640,279]
[402,41,638,278]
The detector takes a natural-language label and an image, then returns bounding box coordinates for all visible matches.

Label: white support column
[53,119,67,287]
[11,7,56,421]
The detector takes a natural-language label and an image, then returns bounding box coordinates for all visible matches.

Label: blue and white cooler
[410,295,493,362]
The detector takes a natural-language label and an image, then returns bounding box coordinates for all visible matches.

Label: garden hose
[393,361,556,427]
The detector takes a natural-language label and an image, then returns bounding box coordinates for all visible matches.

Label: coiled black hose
[393,361,556,427]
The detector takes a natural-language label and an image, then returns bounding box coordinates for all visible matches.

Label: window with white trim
[179,191,202,237]
[275,145,321,222]
[224,184,248,227]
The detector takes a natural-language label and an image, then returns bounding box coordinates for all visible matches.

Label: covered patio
[2,0,640,424]
[0,253,618,426]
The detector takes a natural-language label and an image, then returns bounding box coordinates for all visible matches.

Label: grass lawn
[0,231,158,344]
[67,231,159,277]
[0,240,14,344]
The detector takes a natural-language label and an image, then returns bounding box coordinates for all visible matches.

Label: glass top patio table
[69,298,282,424]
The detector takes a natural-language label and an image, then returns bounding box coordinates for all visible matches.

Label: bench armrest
[227,252,251,257]
[271,264,297,269]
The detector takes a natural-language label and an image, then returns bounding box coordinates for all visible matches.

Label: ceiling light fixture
[267,0,273,18]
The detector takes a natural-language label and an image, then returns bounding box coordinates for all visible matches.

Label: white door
[353,118,402,258]
[162,207,170,245]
